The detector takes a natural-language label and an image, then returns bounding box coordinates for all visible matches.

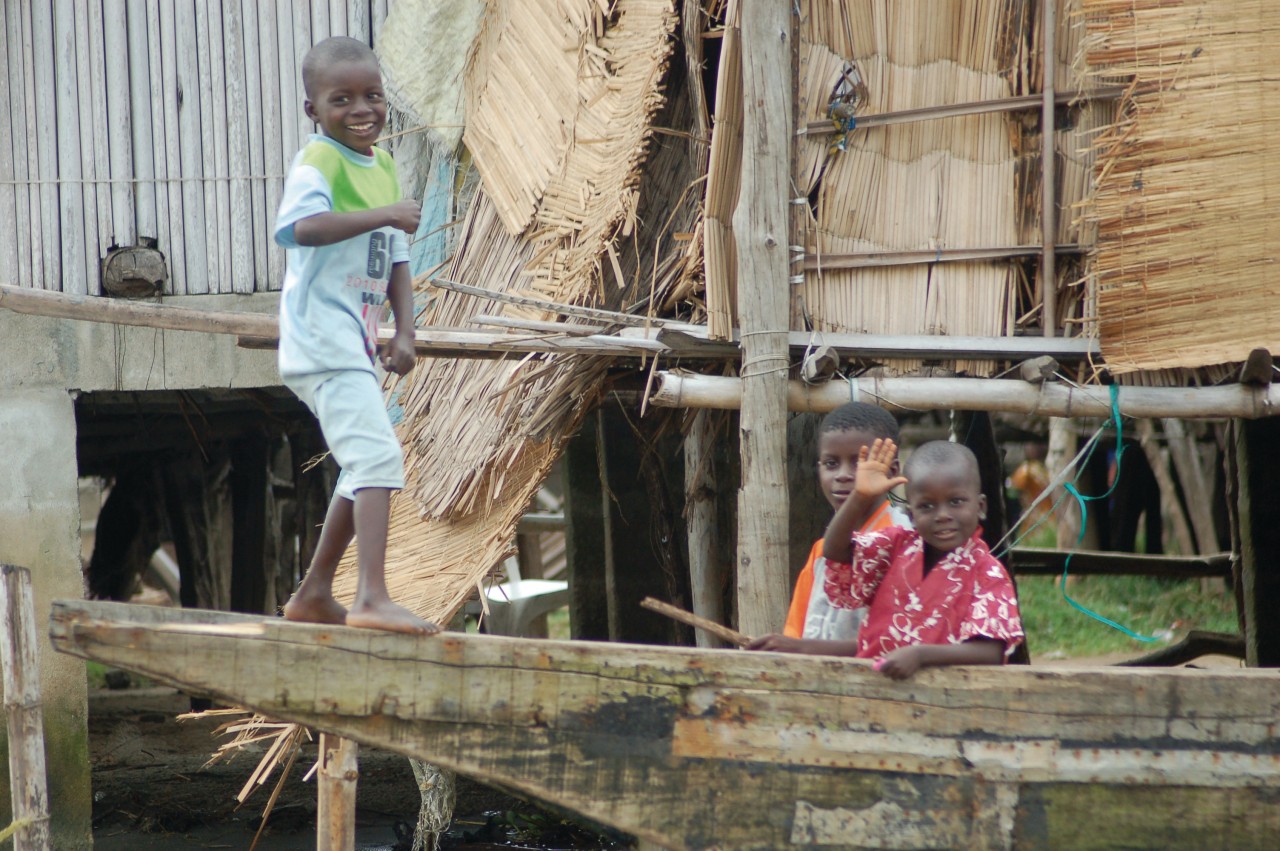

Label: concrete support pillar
[0,387,91,849]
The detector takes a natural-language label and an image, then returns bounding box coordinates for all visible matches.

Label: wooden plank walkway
[50,599,1280,850]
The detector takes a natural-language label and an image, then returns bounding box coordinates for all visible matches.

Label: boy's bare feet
[345,599,442,635]
[282,590,349,626]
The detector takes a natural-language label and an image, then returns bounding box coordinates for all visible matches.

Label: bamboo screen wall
[1082,0,1280,374]
[0,0,390,297]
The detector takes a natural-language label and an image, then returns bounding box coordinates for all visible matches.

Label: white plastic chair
[474,556,570,636]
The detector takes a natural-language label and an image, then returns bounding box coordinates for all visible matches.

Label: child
[275,36,439,636]
[746,402,908,656]
[822,439,1023,679]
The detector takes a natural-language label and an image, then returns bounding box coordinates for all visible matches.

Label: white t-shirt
[274,134,410,378]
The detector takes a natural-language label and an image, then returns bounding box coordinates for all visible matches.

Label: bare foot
[282,590,348,626]
[345,600,442,636]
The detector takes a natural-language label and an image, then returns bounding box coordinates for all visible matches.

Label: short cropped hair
[819,402,899,442]
[302,36,379,99]
[903,440,980,486]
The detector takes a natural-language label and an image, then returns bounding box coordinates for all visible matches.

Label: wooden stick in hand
[640,597,753,648]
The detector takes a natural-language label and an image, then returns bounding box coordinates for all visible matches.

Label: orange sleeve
[863,500,896,533]
[783,540,824,637]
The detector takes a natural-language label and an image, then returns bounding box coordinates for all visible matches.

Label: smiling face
[303,58,387,154]
[817,428,885,510]
[904,461,986,555]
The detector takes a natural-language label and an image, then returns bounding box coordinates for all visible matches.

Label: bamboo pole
[800,87,1125,136]
[1041,0,1057,337]
[316,733,358,851]
[3,3,32,289]
[649,371,1280,420]
[0,9,17,285]
[733,0,792,638]
[1,565,52,850]
[53,0,87,294]
[76,0,105,292]
[105,0,137,250]
[126,0,158,246]
[222,0,253,294]
[30,0,58,290]
[194,0,224,294]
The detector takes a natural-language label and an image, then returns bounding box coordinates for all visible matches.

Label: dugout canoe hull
[50,600,1280,850]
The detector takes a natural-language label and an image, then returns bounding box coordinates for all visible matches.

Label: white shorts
[287,369,405,501]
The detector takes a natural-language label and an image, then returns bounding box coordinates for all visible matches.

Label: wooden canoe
[49,600,1280,849]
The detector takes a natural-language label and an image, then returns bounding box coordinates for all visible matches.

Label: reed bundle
[701,0,741,340]
[798,0,1026,375]
[1081,0,1280,374]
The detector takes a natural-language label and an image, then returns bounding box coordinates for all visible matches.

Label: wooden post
[316,733,358,850]
[1233,417,1280,666]
[1162,418,1219,553]
[732,0,793,637]
[1,565,52,850]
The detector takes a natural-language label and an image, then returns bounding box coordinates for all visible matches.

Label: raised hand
[854,438,909,500]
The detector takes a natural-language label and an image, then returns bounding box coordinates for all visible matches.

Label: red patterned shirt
[823,525,1024,659]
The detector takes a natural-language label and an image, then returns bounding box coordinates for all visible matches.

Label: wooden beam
[1008,548,1232,578]
[1,565,52,850]
[732,0,793,637]
[2,283,1102,363]
[649,371,1280,419]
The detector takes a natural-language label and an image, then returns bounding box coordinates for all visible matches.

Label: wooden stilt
[1234,416,1280,666]
[316,733,358,851]
[230,431,270,614]
[685,410,728,647]
[1,565,52,851]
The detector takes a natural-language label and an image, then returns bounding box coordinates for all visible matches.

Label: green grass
[1018,574,1239,660]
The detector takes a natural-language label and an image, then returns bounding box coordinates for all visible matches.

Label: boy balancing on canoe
[821,438,1024,679]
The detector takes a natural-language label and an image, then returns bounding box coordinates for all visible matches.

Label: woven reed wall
[1082,0,1280,374]
[0,0,389,296]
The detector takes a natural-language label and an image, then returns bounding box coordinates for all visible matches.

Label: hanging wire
[995,385,1158,642]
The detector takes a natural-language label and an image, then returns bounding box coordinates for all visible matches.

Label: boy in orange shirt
[746,402,907,656]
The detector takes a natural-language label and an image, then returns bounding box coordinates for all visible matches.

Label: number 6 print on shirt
[367,232,388,279]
